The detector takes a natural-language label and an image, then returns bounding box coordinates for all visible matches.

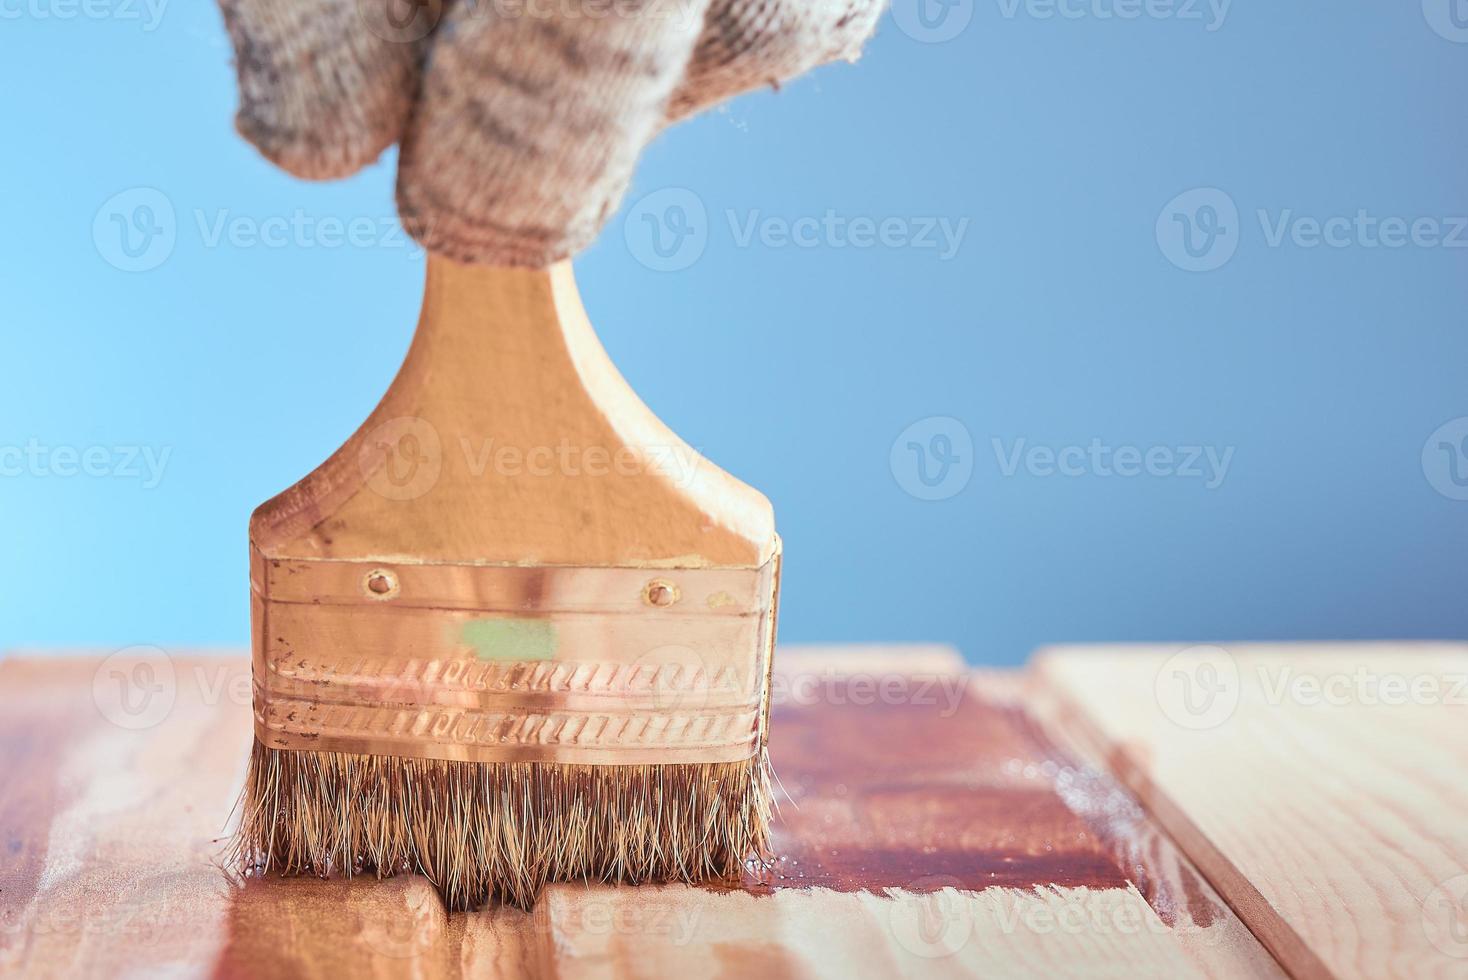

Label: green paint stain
[459,618,557,661]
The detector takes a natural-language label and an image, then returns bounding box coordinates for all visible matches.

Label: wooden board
[0,646,1277,978]
[1031,642,1468,980]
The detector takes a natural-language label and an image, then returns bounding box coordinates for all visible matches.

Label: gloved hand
[217,0,884,266]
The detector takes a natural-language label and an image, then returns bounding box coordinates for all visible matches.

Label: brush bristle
[229,740,772,910]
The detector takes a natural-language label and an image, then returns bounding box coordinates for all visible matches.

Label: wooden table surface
[1,643,1464,978]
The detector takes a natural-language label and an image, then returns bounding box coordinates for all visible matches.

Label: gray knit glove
[217,0,884,266]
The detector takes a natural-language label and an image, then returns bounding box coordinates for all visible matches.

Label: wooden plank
[0,648,1279,978]
[1031,642,1468,980]
[533,653,1280,978]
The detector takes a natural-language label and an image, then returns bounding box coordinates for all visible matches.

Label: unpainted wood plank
[1032,642,1468,980]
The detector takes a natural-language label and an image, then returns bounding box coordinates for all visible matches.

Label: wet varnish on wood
[6,643,1462,977]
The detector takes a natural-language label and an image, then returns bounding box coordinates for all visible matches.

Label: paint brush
[232,256,781,909]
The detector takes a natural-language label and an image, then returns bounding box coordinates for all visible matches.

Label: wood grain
[1031,642,1468,980]
[250,256,776,569]
[0,647,1278,978]
[244,256,783,772]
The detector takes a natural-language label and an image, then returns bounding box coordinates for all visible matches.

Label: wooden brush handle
[250,255,776,569]
[247,257,782,766]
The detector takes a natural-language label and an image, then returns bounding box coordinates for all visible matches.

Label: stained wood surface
[0,646,1278,978]
[1032,642,1468,980]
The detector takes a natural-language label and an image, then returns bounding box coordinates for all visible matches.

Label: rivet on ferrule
[363,568,400,600]
[643,578,679,607]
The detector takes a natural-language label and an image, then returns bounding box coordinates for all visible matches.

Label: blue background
[4,1,1467,664]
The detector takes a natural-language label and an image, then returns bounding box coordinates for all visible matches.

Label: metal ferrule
[249,542,781,766]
